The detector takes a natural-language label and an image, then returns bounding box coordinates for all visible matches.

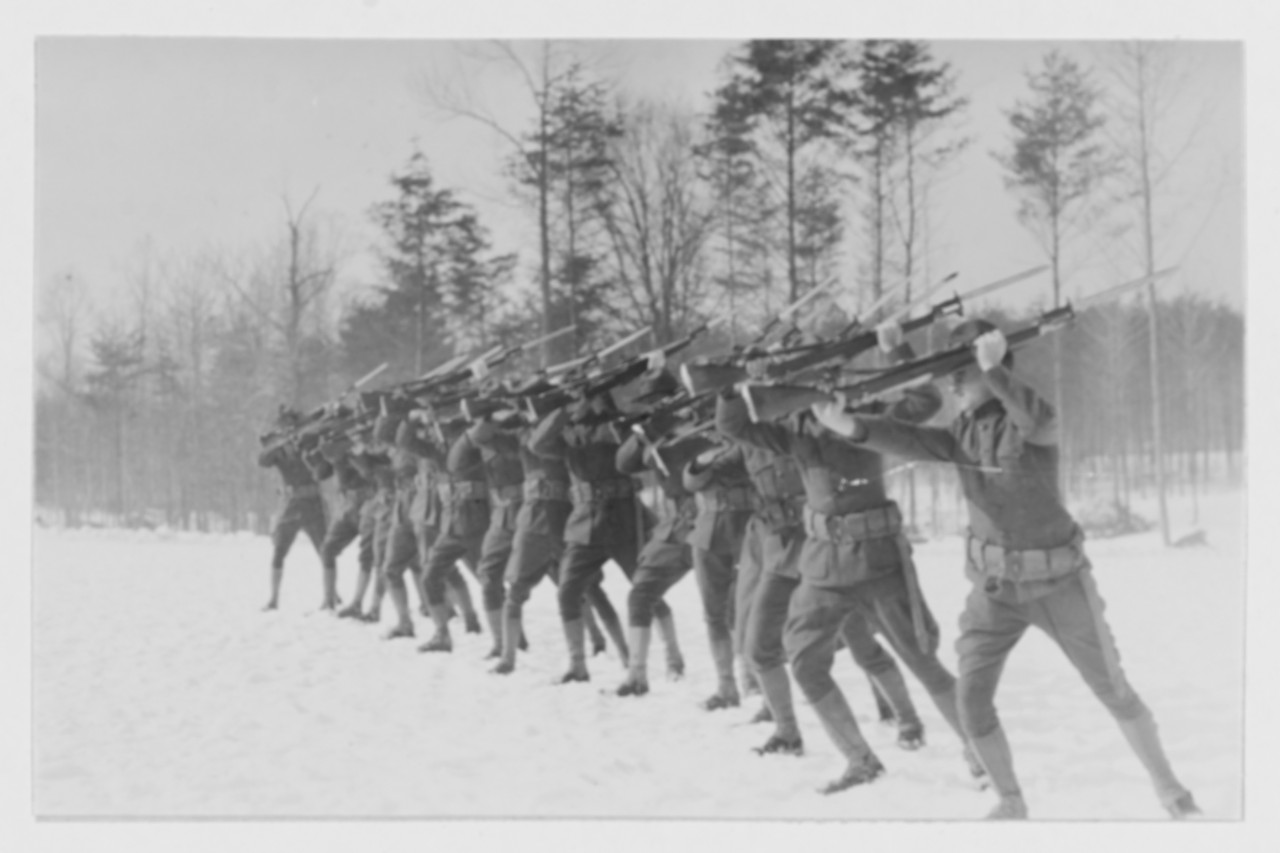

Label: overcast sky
[32,32,1243,332]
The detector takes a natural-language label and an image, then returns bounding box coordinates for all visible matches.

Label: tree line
[34,39,1242,533]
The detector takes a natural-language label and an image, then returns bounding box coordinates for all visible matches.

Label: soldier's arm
[716,392,795,457]
[528,408,571,459]
[615,432,648,475]
[854,416,960,465]
[303,446,334,481]
[682,443,740,493]
[395,417,443,463]
[982,366,1058,446]
[256,445,283,468]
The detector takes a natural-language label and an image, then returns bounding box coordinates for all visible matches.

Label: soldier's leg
[555,542,610,683]
[492,532,558,674]
[838,608,924,749]
[614,531,682,676]
[746,570,804,753]
[1031,568,1197,817]
[785,580,885,793]
[694,545,740,710]
[263,499,303,610]
[617,544,692,696]
[734,520,767,698]
[339,502,377,618]
[319,507,358,613]
[955,584,1032,818]
[380,517,420,639]
[476,524,515,659]
[417,535,473,652]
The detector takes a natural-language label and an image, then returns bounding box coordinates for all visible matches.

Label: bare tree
[590,99,716,342]
[419,40,582,364]
[1096,41,1209,545]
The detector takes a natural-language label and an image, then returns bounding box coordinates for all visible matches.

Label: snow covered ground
[31,488,1246,824]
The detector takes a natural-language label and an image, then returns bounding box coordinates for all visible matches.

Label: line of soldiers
[256,309,1200,820]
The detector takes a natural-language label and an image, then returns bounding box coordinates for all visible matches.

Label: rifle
[259,361,390,453]
[740,267,1177,423]
[525,322,709,420]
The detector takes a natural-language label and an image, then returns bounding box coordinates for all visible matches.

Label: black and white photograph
[9,0,1274,847]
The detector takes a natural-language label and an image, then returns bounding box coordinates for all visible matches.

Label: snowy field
[31,489,1246,825]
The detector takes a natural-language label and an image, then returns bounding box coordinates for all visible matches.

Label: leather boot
[702,635,741,710]
[483,608,504,659]
[928,686,987,784]
[557,618,590,683]
[338,568,372,619]
[416,603,453,652]
[869,667,924,749]
[491,603,522,675]
[593,600,630,667]
[810,689,885,794]
[1116,709,1197,817]
[382,576,415,639]
[655,610,685,679]
[752,664,802,754]
[969,726,1025,818]
[320,563,340,611]
[616,627,652,696]
[262,565,284,610]
[583,605,607,656]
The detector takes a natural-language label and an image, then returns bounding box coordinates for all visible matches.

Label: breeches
[556,535,661,623]
[955,566,1145,738]
[694,546,737,643]
[784,575,952,704]
[271,495,327,568]
[422,531,485,607]
[320,504,373,572]
[628,540,691,627]
[744,570,799,673]
[473,522,515,612]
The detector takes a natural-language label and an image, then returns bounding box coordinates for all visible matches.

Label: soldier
[468,406,621,675]
[717,391,928,761]
[722,329,977,795]
[256,406,328,611]
[528,382,679,684]
[304,431,376,614]
[817,318,1199,819]
[411,412,494,652]
[682,441,755,710]
[345,437,396,623]
[611,374,713,697]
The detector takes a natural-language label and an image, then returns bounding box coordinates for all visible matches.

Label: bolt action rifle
[739,268,1176,423]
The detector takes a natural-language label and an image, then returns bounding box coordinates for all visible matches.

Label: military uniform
[853,359,1196,818]
[304,438,375,611]
[719,378,954,780]
[528,400,669,682]
[682,442,755,708]
[257,440,328,608]
[610,430,715,695]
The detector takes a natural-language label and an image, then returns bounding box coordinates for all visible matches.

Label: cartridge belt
[803,503,902,543]
[570,477,636,504]
[966,528,1085,583]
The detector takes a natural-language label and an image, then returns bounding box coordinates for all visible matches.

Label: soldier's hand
[645,349,667,373]
[973,330,1008,372]
[811,393,860,438]
[876,320,904,353]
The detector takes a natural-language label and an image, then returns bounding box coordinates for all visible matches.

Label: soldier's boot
[583,606,607,656]
[491,604,522,675]
[445,574,481,633]
[750,703,775,725]
[381,577,415,640]
[588,594,629,666]
[869,668,924,749]
[868,673,896,724]
[740,662,761,697]
[615,627,651,697]
[1116,708,1200,819]
[810,689,886,795]
[752,665,803,756]
[262,565,284,611]
[338,568,373,619]
[702,636,741,711]
[557,618,590,684]
[320,563,340,611]
[969,726,1026,820]
[362,571,387,623]
[483,608,505,659]
[416,603,453,652]
[929,687,988,786]
[655,611,685,680]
